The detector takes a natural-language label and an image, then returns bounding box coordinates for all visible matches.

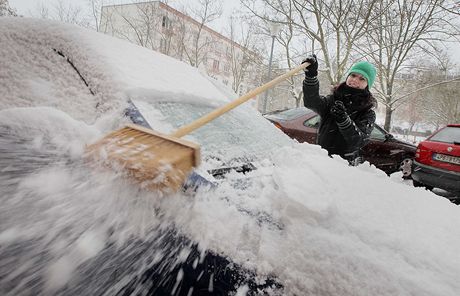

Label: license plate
[433,153,460,165]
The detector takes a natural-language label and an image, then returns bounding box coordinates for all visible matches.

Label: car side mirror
[384,133,393,141]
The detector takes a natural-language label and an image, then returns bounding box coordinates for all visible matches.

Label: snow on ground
[1,17,460,296]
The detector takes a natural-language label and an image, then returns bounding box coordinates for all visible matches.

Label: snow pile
[172,143,460,295]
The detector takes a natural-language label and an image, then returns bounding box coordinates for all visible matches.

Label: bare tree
[393,56,460,132]
[406,95,424,136]
[241,0,380,85]
[100,2,165,51]
[226,16,264,93]
[0,0,17,16]
[27,0,105,31]
[121,2,157,49]
[417,71,460,126]
[30,0,91,28]
[180,0,223,67]
[55,0,84,24]
[33,2,50,19]
[359,0,457,130]
[440,0,460,16]
[101,0,222,62]
[99,1,221,67]
[88,0,102,31]
[266,1,305,107]
[421,82,460,126]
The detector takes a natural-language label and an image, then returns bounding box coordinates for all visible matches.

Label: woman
[302,55,377,164]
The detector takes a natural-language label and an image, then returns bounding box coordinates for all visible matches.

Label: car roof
[264,107,316,120]
[0,18,229,119]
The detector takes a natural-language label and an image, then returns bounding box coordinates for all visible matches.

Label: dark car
[412,124,460,195]
[264,107,416,177]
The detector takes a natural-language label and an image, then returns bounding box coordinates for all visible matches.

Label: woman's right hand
[302,54,318,78]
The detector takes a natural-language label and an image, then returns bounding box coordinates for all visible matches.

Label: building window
[213,60,219,71]
[162,15,171,29]
[160,38,167,52]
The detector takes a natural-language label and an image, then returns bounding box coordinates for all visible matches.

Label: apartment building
[99,1,265,103]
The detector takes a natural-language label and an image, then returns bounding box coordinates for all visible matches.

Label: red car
[264,107,416,177]
[412,124,460,194]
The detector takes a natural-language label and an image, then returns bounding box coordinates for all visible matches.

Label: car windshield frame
[429,126,460,144]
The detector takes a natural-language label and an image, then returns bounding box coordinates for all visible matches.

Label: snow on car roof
[0,17,229,124]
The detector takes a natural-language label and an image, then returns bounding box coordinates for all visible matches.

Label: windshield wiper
[53,48,95,96]
[208,163,256,179]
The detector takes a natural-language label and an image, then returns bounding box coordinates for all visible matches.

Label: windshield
[370,125,386,140]
[134,100,293,166]
[266,107,313,120]
[429,126,460,144]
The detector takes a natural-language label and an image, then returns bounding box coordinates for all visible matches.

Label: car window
[303,115,320,128]
[370,125,386,140]
[429,126,460,144]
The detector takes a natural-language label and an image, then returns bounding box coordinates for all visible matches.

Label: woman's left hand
[331,101,347,119]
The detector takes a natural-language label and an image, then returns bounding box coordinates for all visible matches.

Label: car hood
[390,136,417,151]
[264,113,288,122]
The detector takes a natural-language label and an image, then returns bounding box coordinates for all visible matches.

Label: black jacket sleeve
[338,109,376,152]
[302,77,329,117]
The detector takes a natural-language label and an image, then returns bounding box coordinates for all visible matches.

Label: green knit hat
[347,61,377,89]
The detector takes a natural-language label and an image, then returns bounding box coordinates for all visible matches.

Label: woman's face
[346,73,368,90]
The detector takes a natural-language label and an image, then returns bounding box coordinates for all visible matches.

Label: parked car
[263,107,416,177]
[412,124,460,195]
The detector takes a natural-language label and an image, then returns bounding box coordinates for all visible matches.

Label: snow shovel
[86,62,310,192]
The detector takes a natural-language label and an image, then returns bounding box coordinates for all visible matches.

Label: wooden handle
[171,62,309,138]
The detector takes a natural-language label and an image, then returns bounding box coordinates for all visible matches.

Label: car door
[362,125,396,170]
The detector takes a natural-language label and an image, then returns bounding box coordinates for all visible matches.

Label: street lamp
[262,21,281,114]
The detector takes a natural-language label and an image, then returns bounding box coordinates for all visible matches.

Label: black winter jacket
[303,77,376,161]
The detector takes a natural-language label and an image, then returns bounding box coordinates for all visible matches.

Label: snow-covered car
[0,17,291,295]
[2,17,460,296]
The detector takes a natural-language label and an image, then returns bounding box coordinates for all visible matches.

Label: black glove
[330,100,348,123]
[302,54,318,78]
